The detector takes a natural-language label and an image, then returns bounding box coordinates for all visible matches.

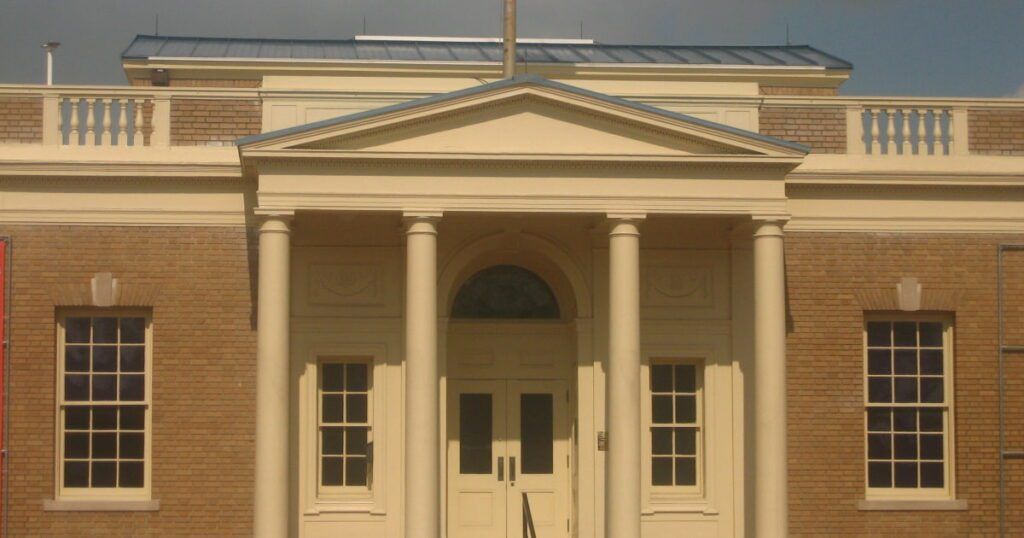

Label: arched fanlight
[451,265,560,319]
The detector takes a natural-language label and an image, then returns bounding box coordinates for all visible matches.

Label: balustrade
[40,92,170,147]
[847,105,969,156]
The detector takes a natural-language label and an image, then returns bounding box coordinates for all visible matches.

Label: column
[753,219,788,537]
[605,216,643,538]
[404,214,440,538]
[254,214,292,538]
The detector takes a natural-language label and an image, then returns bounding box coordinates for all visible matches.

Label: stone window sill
[857,499,967,511]
[43,499,160,512]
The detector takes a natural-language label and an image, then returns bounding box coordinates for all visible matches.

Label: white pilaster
[404,214,441,538]
[255,214,292,538]
[605,216,643,538]
[753,219,788,537]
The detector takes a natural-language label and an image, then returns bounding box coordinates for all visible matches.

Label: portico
[241,76,804,538]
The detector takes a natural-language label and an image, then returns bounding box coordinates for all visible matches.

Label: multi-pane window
[865,319,952,495]
[58,314,149,495]
[650,360,702,488]
[319,361,371,489]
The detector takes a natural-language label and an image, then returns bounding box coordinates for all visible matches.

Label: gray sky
[1,0,1022,97]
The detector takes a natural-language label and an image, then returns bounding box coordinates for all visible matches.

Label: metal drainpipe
[1,237,9,538]
[997,243,1024,537]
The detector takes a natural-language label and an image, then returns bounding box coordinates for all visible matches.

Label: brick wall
[786,233,1024,535]
[760,86,839,96]
[170,99,262,146]
[759,106,846,153]
[0,96,43,143]
[1,224,257,536]
[131,79,261,88]
[968,109,1024,156]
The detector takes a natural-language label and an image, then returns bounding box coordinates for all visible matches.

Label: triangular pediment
[238,76,808,161]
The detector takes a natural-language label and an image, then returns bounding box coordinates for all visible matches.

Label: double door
[447,379,569,538]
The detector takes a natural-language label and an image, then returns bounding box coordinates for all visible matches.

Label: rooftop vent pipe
[502,0,516,78]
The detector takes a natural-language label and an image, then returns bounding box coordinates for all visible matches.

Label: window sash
[648,359,703,493]
[56,312,152,500]
[317,359,373,493]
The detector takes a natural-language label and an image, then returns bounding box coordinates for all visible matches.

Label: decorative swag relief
[643,265,714,308]
[639,252,730,320]
[308,263,383,306]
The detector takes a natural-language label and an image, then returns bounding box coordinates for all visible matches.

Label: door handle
[510,456,517,482]
[498,456,504,481]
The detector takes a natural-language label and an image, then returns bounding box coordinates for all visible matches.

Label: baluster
[933,110,945,155]
[944,110,954,155]
[57,98,65,145]
[900,109,911,155]
[101,98,113,145]
[916,109,927,155]
[133,99,145,146]
[69,98,81,145]
[117,99,128,146]
[870,109,881,155]
[85,99,96,145]
[885,109,896,155]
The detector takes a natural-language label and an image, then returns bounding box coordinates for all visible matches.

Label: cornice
[786,216,1024,234]
[0,161,243,178]
[0,208,247,226]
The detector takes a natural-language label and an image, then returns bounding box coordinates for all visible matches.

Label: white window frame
[642,357,705,500]
[316,356,374,498]
[863,314,956,501]
[55,310,153,501]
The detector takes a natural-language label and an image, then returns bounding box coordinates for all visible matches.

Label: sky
[1,0,1022,97]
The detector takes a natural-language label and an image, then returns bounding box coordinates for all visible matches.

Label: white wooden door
[447,379,569,538]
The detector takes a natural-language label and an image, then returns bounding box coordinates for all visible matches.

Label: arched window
[451,265,560,319]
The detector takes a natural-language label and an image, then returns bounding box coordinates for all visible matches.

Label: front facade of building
[0,35,1022,537]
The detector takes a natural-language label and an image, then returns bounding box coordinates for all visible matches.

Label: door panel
[447,381,507,538]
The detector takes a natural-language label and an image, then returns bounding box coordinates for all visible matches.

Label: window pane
[65,346,90,372]
[66,407,90,430]
[321,364,344,392]
[675,396,696,423]
[120,407,145,430]
[652,429,672,455]
[919,322,943,347]
[894,462,918,488]
[346,427,368,456]
[893,434,917,460]
[867,322,891,347]
[120,346,145,373]
[650,365,672,392]
[451,265,560,319]
[893,409,916,432]
[920,378,944,403]
[119,461,144,488]
[120,432,145,459]
[65,375,89,401]
[459,394,492,475]
[675,428,697,456]
[868,434,891,459]
[920,434,944,460]
[64,461,90,487]
[93,432,117,459]
[93,347,117,372]
[120,318,145,344]
[93,318,118,344]
[868,377,892,403]
[893,322,917,346]
[322,457,343,486]
[894,377,917,403]
[920,462,944,488]
[868,462,892,488]
[66,318,91,343]
[920,349,944,375]
[894,350,917,375]
[674,365,696,393]
[675,457,696,486]
[322,428,344,456]
[867,409,891,432]
[346,457,368,486]
[652,395,673,424]
[65,433,90,459]
[91,461,117,487]
[346,364,368,391]
[919,409,943,432]
[346,394,368,423]
[867,350,891,375]
[322,394,344,423]
[652,457,673,486]
[92,374,117,400]
[521,394,553,474]
[93,406,117,430]
[119,374,145,401]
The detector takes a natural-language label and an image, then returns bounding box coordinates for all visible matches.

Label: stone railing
[845,103,969,156]
[46,91,169,147]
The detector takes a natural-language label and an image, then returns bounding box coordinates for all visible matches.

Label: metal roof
[123,34,852,69]
[236,74,811,153]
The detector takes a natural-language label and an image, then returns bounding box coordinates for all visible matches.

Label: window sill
[44,499,160,512]
[858,499,967,511]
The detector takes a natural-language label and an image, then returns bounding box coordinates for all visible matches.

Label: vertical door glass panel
[459,393,493,474]
[520,393,553,474]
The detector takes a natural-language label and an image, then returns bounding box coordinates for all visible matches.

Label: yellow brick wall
[786,233,1024,535]
[1,225,256,536]
[968,109,1024,156]
[170,99,262,146]
[0,96,43,143]
[759,106,847,153]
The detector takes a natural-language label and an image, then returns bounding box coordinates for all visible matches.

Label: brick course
[759,106,847,153]
[968,109,1024,156]
[1,224,257,536]
[0,96,43,144]
[760,86,839,96]
[786,233,1024,536]
[170,99,262,146]
[130,79,261,88]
